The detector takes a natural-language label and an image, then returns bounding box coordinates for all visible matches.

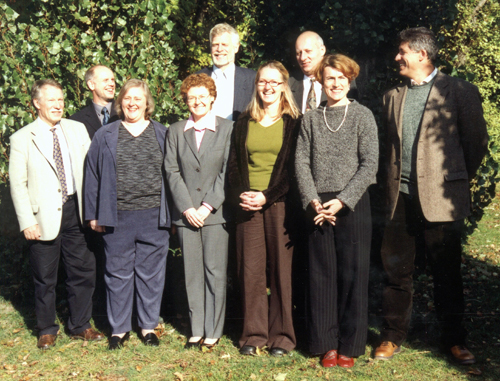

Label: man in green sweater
[375,27,488,365]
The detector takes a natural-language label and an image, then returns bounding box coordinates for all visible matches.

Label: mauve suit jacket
[382,71,488,222]
[9,118,90,240]
[84,119,170,228]
[164,116,233,226]
[198,66,256,121]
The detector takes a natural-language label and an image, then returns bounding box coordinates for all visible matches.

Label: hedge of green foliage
[1,0,498,229]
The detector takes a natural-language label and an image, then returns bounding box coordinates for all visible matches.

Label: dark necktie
[50,128,68,204]
[102,107,109,125]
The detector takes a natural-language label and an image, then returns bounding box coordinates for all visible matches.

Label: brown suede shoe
[37,334,57,350]
[71,328,104,341]
[374,341,401,360]
[450,345,476,365]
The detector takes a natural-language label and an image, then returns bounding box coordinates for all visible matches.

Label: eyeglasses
[187,94,210,104]
[257,80,284,88]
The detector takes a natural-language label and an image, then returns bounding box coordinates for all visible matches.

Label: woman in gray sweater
[295,54,378,368]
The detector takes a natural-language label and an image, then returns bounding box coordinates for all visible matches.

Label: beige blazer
[382,71,488,222]
[9,118,90,240]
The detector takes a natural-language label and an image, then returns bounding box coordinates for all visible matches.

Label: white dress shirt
[38,118,75,195]
[211,63,235,121]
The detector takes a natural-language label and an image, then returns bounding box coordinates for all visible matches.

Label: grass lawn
[0,190,499,380]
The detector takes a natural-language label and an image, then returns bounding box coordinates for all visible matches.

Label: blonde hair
[115,79,155,120]
[246,61,300,121]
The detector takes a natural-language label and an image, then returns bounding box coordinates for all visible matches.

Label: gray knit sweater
[295,100,379,211]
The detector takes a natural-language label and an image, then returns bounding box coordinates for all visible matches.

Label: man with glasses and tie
[70,65,117,139]
[9,79,103,349]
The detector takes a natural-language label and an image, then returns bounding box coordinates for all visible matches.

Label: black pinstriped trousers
[308,192,371,357]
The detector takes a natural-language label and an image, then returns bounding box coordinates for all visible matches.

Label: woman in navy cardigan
[85,79,170,350]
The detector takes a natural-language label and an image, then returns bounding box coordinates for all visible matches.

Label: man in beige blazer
[374,28,488,364]
[9,79,103,349]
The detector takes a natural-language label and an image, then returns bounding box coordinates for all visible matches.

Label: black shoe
[142,332,159,347]
[185,337,203,349]
[108,333,129,350]
[240,345,257,355]
[270,347,288,357]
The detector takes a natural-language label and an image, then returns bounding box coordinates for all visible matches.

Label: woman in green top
[227,61,301,357]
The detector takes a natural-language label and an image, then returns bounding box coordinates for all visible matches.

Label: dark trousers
[380,192,466,347]
[102,207,169,334]
[236,202,296,351]
[29,195,96,336]
[308,192,371,357]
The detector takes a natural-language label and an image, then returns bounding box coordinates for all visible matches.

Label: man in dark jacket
[69,65,118,139]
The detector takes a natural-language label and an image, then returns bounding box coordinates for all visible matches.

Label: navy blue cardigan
[84,119,171,228]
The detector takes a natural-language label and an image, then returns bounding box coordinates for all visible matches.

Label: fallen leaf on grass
[174,372,184,381]
[136,365,142,372]
[4,364,17,370]
[13,328,22,334]
[23,354,30,361]
[468,368,482,376]
[28,361,39,367]
[250,374,257,380]
[220,353,231,359]
[274,373,287,381]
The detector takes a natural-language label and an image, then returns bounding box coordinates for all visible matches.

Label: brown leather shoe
[37,334,57,350]
[71,328,104,341]
[450,345,476,365]
[374,341,401,360]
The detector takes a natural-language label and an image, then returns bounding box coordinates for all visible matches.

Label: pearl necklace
[323,101,349,133]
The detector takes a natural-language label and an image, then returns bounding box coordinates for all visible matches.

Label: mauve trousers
[308,192,371,357]
[102,207,169,334]
[236,202,296,351]
[380,192,466,347]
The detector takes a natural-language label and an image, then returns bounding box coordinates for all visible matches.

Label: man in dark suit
[289,31,358,113]
[374,27,488,365]
[9,79,103,349]
[198,23,256,121]
[69,65,118,139]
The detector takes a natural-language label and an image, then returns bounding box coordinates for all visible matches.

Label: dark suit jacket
[69,101,119,139]
[198,66,256,121]
[164,116,233,227]
[288,70,358,111]
[84,119,171,228]
[382,71,488,222]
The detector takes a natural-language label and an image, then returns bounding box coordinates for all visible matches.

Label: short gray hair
[399,27,439,63]
[31,79,63,108]
[209,23,240,46]
[84,65,111,85]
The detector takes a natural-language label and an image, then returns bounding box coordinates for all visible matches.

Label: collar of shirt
[93,101,113,118]
[184,111,217,132]
[212,63,236,80]
[411,67,438,86]
[37,117,61,132]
